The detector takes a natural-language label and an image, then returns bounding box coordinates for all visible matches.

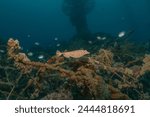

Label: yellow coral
[98,49,114,66]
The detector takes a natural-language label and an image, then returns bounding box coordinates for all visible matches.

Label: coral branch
[5,38,148,100]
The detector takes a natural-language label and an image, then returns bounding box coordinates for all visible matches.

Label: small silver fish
[56,44,61,47]
[27,52,33,57]
[88,41,93,44]
[96,36,106,40]
[38,55,44,59]
[34,42,40,46]
[54,37,58,41]
[102,37,106,40]
[96,36,102,40]
[0,50,5,53]
[118,31,126,38]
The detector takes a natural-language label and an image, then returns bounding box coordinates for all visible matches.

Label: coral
[7,38,32,74]
[6,38,111,99]
[0,38,149,100]
[140,54,150,75]
[69,66,110,99]
[97,49,114,66]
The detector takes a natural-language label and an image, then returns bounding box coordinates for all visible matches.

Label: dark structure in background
[62,0,95,39]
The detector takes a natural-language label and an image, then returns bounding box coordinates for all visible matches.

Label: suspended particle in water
[121,17,125,21]
[20,47,23,50]
[27,34,31,38]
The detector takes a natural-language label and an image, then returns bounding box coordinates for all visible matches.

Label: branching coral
[96,49,114,66]
[87,49,146,99]
[6,38,111,99]
[3,38,150,99]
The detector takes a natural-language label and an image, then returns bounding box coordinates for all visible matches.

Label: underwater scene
[0,0,150,100]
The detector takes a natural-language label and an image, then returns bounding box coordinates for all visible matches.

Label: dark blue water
[0,0,150,48]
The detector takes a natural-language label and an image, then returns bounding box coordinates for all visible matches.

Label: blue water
[0,0,150,48]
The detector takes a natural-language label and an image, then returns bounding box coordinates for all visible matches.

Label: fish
[56,50,90,58]
[0,50,5,53]
[56,43,61,47]
[118,31,126,38]
[34,42,40,46]
[96,36,106,40]
[27,52,33,57]
[88,41,93,44]
[102,37,106,40]
[38,55,44,59]
[96,36,101,40]
[54,37,58,41]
